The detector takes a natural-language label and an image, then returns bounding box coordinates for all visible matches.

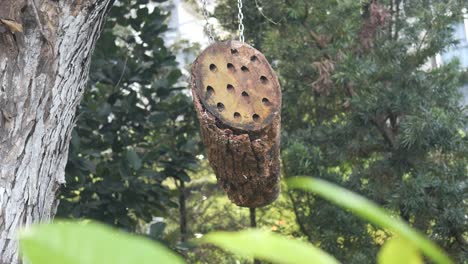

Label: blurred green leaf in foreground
[288,176,453,264]
[199,229,340,264]
[378,237,422,264]
[19,221,185,264]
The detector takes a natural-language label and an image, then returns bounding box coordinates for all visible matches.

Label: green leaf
[97,102,112,118]
[126,149,142,170]
[70,130,80,149]
[378,238,423,264]
[199,229,340,264]
[149,222,166,240]
[287,177,453,264]
[175,170,190,182]
[19,221,185,264]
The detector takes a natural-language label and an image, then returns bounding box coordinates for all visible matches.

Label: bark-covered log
[0,1,112,263]
[191,41,281,208]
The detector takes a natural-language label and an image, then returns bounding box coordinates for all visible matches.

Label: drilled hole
[260,76,268,84]
[206,86,215,96]
[241,66,249,72]
[234,112,241,119]
[252,114,260,122]
[241,91,249,98]
[262,98,270,106]
[227,63,235,71]
[217,102,225,112]
[227,84,235,92]
[231,49,238,55]
[209,64,217,72]
[250,55,258,62]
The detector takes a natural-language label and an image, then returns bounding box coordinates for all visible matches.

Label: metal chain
[201,0,214,42]
[237,0,245,42]
[200,0,245,43]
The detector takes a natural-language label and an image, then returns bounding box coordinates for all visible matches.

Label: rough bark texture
[191,41,281,208]
[0,1,112,263]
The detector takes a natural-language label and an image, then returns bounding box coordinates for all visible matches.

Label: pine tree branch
[451,227,468,251]
[394,0,401,40]
[288,192,314,243]
[308,30,330,50]
[371,114,396,148]
[388,0,393,38]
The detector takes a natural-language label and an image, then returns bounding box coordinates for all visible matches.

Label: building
[437,17,468,105]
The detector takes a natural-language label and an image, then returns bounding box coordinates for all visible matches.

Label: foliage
[215,0,468,262]
[162,161,300,263]
[57,0,201,231]
[199,229,339,264]
[48,0,468,263]
[19,221,185,264]
[288,177,451,264]
[22,176,457,264]
[378,238,422,264]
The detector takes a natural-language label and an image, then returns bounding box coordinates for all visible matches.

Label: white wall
[439,17,468,106]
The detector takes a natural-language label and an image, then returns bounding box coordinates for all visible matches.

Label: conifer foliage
[216,0,467,262]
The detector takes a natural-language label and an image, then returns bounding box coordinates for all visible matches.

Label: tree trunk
[178,180,187,242]
[0,1,112,263]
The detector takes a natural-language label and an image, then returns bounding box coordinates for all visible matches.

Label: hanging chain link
[200,0,245,43]
[201,0,214,42]
[237,0,245,42]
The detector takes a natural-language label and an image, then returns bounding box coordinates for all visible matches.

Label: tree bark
[0,1,112,263]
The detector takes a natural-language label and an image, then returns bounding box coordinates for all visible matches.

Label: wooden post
[191,41,281,208]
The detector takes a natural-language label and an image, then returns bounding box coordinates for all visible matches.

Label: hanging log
[191,40,281,208]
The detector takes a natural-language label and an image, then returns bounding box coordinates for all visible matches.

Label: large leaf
[199,229,340,264]
[378,237,423,264]
[287,177,453,264]
[20,221,185,264]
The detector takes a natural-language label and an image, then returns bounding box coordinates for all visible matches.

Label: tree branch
[371,114,396,148]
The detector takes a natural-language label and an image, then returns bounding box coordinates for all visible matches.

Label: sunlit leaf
[20,221,185,264]
[378,237,423,264]
[199,229,340,264]
[287,177,453,264]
